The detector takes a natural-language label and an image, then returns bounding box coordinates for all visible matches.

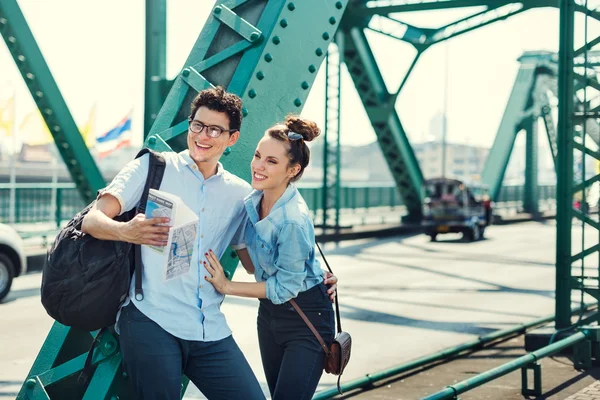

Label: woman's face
[251,136,300,191]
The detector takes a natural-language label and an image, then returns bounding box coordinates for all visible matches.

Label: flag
[0,96,15,137]
[80,104,97,148]
[96,112,132,158]
[20,109,53,146]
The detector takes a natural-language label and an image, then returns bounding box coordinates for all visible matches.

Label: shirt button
[200,234,204,238]
[199,285,202,289]
[192,165,197,170]
[202,208,205,212]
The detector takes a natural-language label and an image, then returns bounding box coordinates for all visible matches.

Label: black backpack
[41,148,166,332]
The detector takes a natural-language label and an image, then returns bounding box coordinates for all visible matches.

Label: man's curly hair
[189,86,243,132]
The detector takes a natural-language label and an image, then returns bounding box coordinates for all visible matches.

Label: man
[82,87,266,399]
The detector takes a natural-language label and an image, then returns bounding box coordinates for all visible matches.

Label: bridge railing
[0,182,557,229]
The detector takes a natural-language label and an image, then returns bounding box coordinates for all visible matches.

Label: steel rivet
[250,32,260,42]
[316,48,323,56]
[301,81,309,90]
[256,71,265,80]
[280,19,288,28]
[182,69,190,77]
[323,32,330,40]
[294,98,302,107]
[214,6,222,14]
[242,107,248,117]
[308,65,316,73]
[288,3,296,11]
[264,53,273,62]
[329,17,337,25]
[26,379,36,388]
[148,136,157,145]
[248,89,257,98]
[335,1,343,9]
[272,36,281,45]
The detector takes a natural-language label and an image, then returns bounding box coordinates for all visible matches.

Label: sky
[1,1,599,155]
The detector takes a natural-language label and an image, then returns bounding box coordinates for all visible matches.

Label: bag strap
[289,299,331,356]
[316,242,342,334]
[78,327,107,385]
[133,148,166,301]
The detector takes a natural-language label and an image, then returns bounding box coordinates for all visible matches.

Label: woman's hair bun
[285,115,321,142]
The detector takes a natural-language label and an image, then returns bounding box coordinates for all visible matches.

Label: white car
[0,223,27,301]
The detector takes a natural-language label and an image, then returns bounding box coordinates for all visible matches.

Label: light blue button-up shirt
[244,184,322,305]
[101,150,252,341]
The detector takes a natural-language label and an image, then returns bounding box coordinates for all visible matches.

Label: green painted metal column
[555,0,575,329]
[144,0,168,139]
[322,37,343,230]
[523,116,539,215]
[340,25,424,220]
[0,0,105,203]
[481,55,539,201]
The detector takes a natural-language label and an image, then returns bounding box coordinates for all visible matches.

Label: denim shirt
[100,150,252,341]
[244,184,322,305]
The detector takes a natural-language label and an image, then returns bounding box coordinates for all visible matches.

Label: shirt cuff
[230,243,247,251]
[97,189,126,216]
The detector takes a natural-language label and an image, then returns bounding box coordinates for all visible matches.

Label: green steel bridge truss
[1,0,599,398]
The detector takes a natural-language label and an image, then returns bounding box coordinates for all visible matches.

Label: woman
[204,115,335,400]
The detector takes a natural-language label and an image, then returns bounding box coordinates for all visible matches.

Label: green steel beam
[481,54,541,200]
[425,4,529,46]
[0,0,105,203]
[341,26,424,220]
[21,1,349,398]
[146,0,347,178]
[144,0,168,139]
[555,0,575,330]
[541,102,558,168]
[358,0,557,15]
[365,6,528,51]
[523,116,539,215]
[322,39,343,230]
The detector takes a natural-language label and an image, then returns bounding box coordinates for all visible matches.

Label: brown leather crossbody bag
[289,243,352,395]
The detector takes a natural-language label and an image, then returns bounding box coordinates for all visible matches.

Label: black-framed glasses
[188,118,236,138]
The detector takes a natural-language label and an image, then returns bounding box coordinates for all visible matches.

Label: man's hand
[323,270,338,303]
[120,214,171,246]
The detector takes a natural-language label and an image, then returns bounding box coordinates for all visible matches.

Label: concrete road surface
[1,221,594,398]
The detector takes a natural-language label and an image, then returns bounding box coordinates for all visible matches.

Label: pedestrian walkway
[566,381,600,400]
[345,333,600,400]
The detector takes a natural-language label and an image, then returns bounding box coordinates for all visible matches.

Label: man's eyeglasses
[188,118,236,138]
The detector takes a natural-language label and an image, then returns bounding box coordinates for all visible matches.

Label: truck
[421,178,492,242]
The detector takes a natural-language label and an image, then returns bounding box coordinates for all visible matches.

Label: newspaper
[145,189,199,280]
[145,190,175,253]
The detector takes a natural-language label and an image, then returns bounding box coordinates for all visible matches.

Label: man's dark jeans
[118,303,265,400]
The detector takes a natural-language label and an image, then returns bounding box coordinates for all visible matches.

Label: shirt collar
[179,150,226,179]
[244,184,298,224]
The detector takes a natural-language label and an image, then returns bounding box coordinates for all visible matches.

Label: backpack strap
[133,148,166,301]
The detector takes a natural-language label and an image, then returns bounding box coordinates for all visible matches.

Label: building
[413,141,489,184]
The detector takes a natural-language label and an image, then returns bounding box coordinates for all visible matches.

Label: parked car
[421,178,492,242]
[0,223,27,301]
